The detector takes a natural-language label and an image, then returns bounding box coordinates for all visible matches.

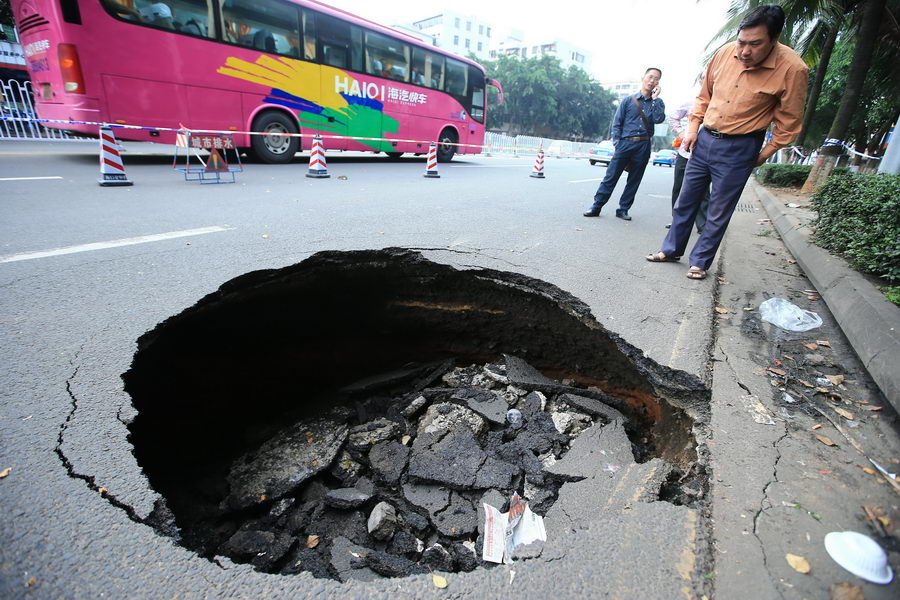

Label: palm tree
[802,0,889,192]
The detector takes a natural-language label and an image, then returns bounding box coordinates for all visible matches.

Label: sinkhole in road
[124,248,710,581]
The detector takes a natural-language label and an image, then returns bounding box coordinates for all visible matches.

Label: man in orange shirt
[646,4,808,279]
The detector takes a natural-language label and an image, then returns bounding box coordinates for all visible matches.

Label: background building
[410,11,493,61]
[601,80,641,101]
[490,31,591,72]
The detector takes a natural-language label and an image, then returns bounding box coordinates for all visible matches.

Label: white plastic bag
[758,298,823,331]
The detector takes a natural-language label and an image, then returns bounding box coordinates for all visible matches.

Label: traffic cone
[530,146,545,178]
[424,142,440,178]
[306,134,330,178]
[97,125,133,186]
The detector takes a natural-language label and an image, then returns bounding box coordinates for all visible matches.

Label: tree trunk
[796,24,839,148]
[801,0,887,193]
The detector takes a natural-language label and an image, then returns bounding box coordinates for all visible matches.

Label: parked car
[653,149,678,167]
[589,141,615,166]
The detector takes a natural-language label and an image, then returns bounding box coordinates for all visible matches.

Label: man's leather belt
[623,136,650,141]
[705,128,766,139]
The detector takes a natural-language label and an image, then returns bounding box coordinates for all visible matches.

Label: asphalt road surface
[3,140,897,599]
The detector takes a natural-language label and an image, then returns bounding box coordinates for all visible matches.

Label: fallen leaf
[305,535,320,549]
[786,553,811,574]
[866,406,883,412]
[432,574,448,589]
[811,424,823,430]
[0,467,10,478]
[26,577,36,587]
[803,343,819,351]
[816,387,831,394]
[817,340,832,347]
[401,435,411,445]
[768,368,787,376]
[799,379,814,388]
[860,466,876,475]
[815,434,836,447]
[98,487,107,495]
[877,516,891,529]
[826,375,845,386]
[753,368,767,376]
[784,355,795,360]
[830,581,863,600]
[259,495,266,502]
[715,307,729,314]
[834,408,854,420]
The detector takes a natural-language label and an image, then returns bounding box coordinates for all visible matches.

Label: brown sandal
[645,251,680,262]
[686,266,707,280]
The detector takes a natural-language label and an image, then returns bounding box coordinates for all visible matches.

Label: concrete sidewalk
[752,180,900,407]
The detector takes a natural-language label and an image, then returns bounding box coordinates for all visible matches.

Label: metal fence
[482,131,594,159]
[1,78,89,141]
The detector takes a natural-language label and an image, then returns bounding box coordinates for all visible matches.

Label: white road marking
[569,177,604,183]
[0,176,64,181]
[0,226,233,263]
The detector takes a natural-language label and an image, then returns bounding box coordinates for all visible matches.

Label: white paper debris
[482,493,547,564]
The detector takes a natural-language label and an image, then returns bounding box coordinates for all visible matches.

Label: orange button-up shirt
[688,41,809,151]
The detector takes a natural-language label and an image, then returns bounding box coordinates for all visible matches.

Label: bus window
[220,0,299,56]
[317,14,354,69]
[301,9,316,60]
[163,0,213,38]
[469,67,484,123]
[364,30,409,82]
[411,47,444,89]
[444,58,467,97]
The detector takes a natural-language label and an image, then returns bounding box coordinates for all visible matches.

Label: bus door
[313,13,363,150]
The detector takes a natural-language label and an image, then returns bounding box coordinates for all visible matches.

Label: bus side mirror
[489,78,504,105]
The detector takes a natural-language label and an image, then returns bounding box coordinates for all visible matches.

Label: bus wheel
[250,111,300,164]
[385,151,404,159]
[436,129,457,162]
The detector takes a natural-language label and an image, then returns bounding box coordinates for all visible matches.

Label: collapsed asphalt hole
[124,248,710,580]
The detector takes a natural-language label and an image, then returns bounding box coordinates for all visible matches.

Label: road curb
[751,180,900,407]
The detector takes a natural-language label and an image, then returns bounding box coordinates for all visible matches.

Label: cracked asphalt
[1,140,898,598]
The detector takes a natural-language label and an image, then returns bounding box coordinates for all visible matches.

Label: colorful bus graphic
[11,0,502,162]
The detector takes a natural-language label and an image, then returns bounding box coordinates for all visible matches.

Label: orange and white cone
[530,146,545,178]
[98,125,133,186]
[306,134,330,178]
[424,142,440,178]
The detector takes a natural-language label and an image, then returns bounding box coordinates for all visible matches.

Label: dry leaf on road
[799,379,814,388]
[811,424,823,430]
[834,408,854,420]
[817,340,832,347]
[866,406,883,412]
[432,574,448,588]
[715,307,729,314]
[830,581,863,600]
[815,434,837,447]
[803,343,818,351]
[0,467,11,479]
[305,535,319,549]
[786,553,811,574]
[768,368,787,376]
[826,375,845,386]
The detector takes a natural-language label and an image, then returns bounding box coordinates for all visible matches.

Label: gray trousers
[661,128,763,269]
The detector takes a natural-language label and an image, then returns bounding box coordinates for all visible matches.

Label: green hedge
[811,173,900,285]
[757,164,848,187]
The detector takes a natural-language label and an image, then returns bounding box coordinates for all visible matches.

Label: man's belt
[705,128,767,139]
[622,136,650,141]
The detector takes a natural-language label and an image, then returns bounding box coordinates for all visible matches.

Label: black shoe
[665,223,671,229]
[615,210,632,221]
[583,210,601,217]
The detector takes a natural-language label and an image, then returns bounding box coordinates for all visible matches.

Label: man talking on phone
[584,68,664,221]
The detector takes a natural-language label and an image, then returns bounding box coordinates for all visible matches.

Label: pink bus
[11,0,503,163]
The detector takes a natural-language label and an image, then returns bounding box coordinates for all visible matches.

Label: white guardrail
[1,78,89,141]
